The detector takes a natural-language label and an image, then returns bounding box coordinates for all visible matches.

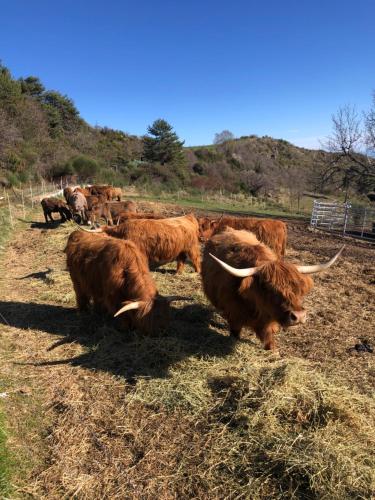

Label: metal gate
[310,200,375,242]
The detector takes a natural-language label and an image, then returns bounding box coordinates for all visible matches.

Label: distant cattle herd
[41,185,344,350]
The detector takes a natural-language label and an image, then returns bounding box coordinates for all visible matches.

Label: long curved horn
[75,223,102,233]
[114,301,142,317]
[296,245,345,274]
[209,253,260,277]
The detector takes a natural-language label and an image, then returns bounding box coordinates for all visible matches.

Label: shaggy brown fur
[41,198,72,223]
[201,228,313,350]
[85,194,107,210]
[74,186,91,197]
[108,187,122,201]
[198,216,287,257]
[115,212,163,224]
[90,185,112,200]
[99,214,201,273]
[65,231,171,334]
[86,203,113,226]
[106,200,137,220]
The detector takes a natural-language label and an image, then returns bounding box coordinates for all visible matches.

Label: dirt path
[0,212,374,497]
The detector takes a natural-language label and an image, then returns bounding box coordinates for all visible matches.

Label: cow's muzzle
[286,310,307,326]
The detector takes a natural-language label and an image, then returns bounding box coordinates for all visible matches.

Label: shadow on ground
[0,301,235,381]
[29,220,67,230]
[16,268,53,283]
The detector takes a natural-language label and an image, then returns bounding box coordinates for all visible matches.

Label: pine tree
[143,119,185,165]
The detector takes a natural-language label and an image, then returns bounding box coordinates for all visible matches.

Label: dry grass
[0,206,374,498]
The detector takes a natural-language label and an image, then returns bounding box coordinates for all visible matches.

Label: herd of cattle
[41,185,344,351]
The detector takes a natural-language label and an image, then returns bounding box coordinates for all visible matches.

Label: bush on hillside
[67,155,100,180]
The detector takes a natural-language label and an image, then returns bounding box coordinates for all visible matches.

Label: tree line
[1,61,374,204]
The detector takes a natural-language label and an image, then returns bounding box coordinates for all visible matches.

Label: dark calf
[41,197,72,223]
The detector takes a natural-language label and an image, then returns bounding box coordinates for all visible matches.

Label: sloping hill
[0,62,359,201]
[185,136,330,197]
[0,63,142,186]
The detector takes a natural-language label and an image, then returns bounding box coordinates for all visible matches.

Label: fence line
[310,200,375,242]
[0,181,64,224]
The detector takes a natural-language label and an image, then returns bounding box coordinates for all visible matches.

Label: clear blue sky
[1,0,374,148]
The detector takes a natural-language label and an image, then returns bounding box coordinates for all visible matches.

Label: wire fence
[310,200,375,242]
[0,181,62,227]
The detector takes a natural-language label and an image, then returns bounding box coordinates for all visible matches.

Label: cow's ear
[238,276,254,294]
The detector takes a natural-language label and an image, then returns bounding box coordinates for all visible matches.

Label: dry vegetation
[0,205,374,499]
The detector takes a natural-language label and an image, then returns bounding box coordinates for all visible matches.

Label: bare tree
[364,92,375,155]
[213,130,235,144]
[322,104,375,196]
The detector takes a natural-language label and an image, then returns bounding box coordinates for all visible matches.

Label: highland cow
[82,214,201,273]
[202,227,343,350]
[198,216,288,257]
[65,231,185,334]
[68,191,88,224]
[41,197,72,223]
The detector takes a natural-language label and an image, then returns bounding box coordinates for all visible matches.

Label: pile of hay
[32,349,375,499]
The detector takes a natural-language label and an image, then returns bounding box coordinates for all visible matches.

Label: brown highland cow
[202,227,343,350]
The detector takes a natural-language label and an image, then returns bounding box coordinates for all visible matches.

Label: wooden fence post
[21,190,26,219]
[7,193,13,227]
[29,182,34,208]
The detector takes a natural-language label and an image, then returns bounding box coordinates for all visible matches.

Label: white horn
[209,253,260,278]
[75,222,102,233]
[296,245,345,274]
[114,301,141,317]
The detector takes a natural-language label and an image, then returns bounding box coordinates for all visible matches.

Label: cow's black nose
[290,312,298,322]
[288,310,307,324]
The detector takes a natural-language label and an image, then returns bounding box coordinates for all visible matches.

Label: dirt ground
[0,206,374,498]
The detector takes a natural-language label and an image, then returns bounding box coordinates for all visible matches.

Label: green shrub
[6,172,20,187]
[67,155,100,180]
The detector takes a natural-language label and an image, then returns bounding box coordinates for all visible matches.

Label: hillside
[0,63,142,187]
[0,62,361,201]
[185,136,330,198]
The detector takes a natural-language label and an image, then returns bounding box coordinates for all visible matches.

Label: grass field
[0,204,374,498]
[123,191,312,219]
[0,206,14,497]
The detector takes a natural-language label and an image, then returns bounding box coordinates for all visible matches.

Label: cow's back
[104,214,200,266]
[215,217,287,257]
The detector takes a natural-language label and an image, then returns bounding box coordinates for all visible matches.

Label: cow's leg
[176,252,187,274]
[228,320,242,339]
[188,246,201,273]
[255,323,279,350]
[105,211,113,225]
[59,209,66,222]
[48,211,54,222]
[43,210,49,224]
[73,282,89,311]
